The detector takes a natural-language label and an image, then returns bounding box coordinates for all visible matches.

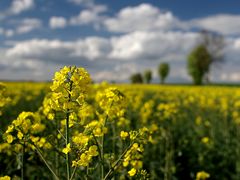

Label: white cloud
[220,73,240,82]
[16,18,42,34]
[49,16,67,29]
[5,31,198,62]
[5,30,15,37]
[69,0,94,7]
[9,0,34,15]
[103,3,240,36]
[104,3,181,33]
[109,31,198,60]
[5,38,111,62]
[2,31,198,82]
[6,39,72,60]
[69,5,107,26]
[0,0,34,20]
[70,10,97,25]
[0,18,41,37]
[70,37,111,60]
[191,14,240,35]
[0,29,14,37]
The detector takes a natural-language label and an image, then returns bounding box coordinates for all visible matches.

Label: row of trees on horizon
[130,63,170,84]
[129,30,225,85]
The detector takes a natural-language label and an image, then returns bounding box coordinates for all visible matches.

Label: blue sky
[1,0,240,82]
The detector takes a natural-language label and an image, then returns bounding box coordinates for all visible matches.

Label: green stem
[55,120,60,177]
[92,133,104,163]
[112,121,116,155]
[112,120,117,180]
[21,142,25,180]
[164,129,173,180]
[66,111,71,180]
[103,141,135,180]
[85,166,89,180]
[34,145,59,180]
[101,128,105,179]
[101,115,109,179]
[66,80,73,180]
[70,166,77,180]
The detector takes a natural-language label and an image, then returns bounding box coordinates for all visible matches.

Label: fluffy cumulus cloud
[191,14,240,36]
[0,31,199,81]
[68,0,108,28]
[9,0,34,14]
[104,3,182,33]
[0,0,34,19]
[71,37,111,60]
[5,38,111,63]
[5,31,198,62]
[0,0,35,20]
[102,3,240,36]
[49,16,67,29]
[109,31,197,60]
[69,5,107,27]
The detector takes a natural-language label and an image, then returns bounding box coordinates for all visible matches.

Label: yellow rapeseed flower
[0,176,11,180]
[123,160,129,167]
[6,135,14,144]
[196,171,210,180]
[88,145,98,156]
[128,168,137,176]
[120,131,129,140]
[17,131,23,140]
[201,137,210,144]
[62,143,71,154]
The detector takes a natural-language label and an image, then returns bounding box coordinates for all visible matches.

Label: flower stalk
[66,80,73,180]
[21,142,25,180]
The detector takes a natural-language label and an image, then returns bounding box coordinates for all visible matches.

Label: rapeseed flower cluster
[157,102,178,120]
[3,112,50,150]
[96,87,126,119]
[72,145,98,167]
[50,66,91,111]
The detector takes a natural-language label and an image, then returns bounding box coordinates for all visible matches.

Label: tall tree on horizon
[158,63,170,84]
[144,70,152,84]
[187,45,211,85]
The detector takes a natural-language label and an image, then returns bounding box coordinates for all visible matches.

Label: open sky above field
[0,0,240,82]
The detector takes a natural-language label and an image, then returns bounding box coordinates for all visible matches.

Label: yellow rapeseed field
[0,66,240,179]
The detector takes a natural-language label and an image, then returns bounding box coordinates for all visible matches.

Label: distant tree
[158,63,170,84]
[130,73,143,84]
[199,30,225,82]
[187,45,211,85]
[144,70,152,84]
